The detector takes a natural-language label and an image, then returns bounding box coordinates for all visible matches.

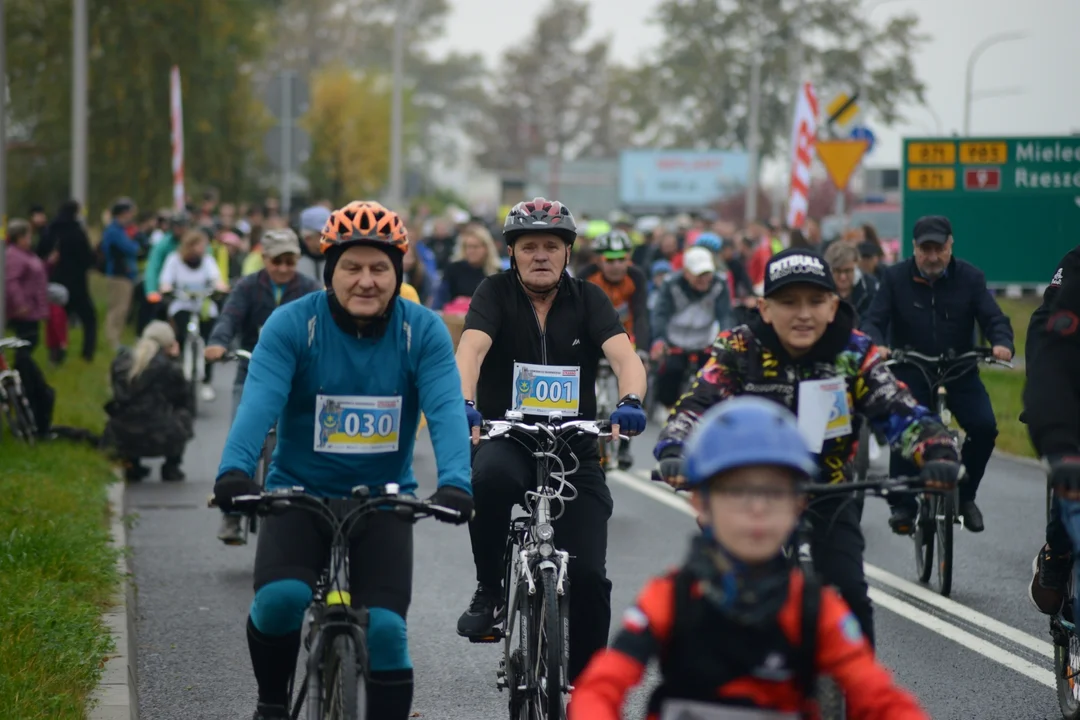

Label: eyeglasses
[713,485,800,508]
[832,267,856,277]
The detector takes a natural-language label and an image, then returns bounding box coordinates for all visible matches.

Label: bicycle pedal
[468,630,504,644]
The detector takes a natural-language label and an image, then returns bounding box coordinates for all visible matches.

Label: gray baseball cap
[261,228,302,258]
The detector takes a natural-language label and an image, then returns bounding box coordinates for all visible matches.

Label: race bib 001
[314,395,402,454]
[511,363,581,417]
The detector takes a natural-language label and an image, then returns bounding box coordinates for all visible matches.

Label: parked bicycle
[0,337,37,444]
[470,411,610,720]
[883,347,1012,597]
[216,348,276,545]
[212,483,461,720]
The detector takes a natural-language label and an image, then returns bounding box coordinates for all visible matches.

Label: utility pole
[0,0,7,331]
[71,0,88,206]
[387,0,422,211]
[745,19,763,224]
[279,70,294,217]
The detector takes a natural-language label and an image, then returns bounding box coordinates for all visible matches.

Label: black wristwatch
[617,394,642,408]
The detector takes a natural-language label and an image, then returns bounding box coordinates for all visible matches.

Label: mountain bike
[883,347,1012,597]
[213,483,462,720]
[793,475,922,720]
[216,348,275,545]
[594,360,623,470]
[0,337,37,444]
[471,411,610,720]
[1047,480,1080,719]
[165,288,225,415]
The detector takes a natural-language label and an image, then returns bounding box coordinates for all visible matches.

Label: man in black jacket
[862,216,1013,533]
[204,228,322,544]
[1024,245,1080,615]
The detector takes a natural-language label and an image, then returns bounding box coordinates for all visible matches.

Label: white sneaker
[200,384,217,402]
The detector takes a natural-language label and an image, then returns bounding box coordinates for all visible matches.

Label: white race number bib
[511,363,581,417]
[313,394,402,454]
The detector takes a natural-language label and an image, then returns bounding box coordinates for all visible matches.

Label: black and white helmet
[592,229,632,257]
[503,197,578,246]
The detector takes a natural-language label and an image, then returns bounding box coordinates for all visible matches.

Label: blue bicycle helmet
[694,232,722,253]
[682,397,818,487]
[650,259,673,276]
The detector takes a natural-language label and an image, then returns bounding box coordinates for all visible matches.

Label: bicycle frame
[0,338,37,443]
[477,412,609,714]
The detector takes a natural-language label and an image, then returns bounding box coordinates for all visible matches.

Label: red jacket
[570,570,928,720]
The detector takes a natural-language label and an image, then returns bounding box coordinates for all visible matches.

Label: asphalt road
[130,364,1064,719]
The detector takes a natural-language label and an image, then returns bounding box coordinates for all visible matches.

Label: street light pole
[963,31,1025,135]
[745,20,763,224]
[388,0,422,212]
[71,0,88,207]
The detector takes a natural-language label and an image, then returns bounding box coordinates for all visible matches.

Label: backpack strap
[798,572,822,717]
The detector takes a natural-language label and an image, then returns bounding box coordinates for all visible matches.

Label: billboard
[619,149,750,209]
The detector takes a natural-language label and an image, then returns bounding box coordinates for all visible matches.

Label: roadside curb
[87,473,138,720]
[993,449,1044,471]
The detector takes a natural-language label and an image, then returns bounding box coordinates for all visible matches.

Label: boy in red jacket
[570,397,928,720]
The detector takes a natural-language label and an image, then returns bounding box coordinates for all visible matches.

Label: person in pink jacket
[5,218,54,435]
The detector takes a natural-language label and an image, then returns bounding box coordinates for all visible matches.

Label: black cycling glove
[426,485,474,524]
[213,470,262,513]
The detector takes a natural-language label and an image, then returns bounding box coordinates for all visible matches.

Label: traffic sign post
[902,136,1080,285]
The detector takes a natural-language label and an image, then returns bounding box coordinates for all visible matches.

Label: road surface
[129,363,1062,719]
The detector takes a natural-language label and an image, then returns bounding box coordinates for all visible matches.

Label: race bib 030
[511,363,581,417]
[314,394,402,454]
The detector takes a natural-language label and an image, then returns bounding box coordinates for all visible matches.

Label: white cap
[683,246,716,276]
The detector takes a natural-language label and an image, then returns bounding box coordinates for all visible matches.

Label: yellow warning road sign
[816,139,870,190]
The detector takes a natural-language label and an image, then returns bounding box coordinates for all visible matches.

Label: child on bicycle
[160,228,230,402]
[652,248,962,647]
[571,397,929,720]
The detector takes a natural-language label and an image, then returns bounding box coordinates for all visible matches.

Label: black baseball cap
[913,215,952,245]
[858,240,883,258]
[763,247,836,297]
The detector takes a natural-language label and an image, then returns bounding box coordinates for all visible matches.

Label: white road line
[868,590,1055,688]
[609,469,1054,663]
[863,566,1054,659]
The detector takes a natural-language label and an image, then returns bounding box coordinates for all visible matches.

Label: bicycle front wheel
[913,495,934,584]
[534,567,566,720]
[934,492,955,597]
[312,634,364,720]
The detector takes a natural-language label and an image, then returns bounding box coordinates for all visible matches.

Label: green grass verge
[0,277,121,719]
[982,367,1033,458]
[996,296,1040,359]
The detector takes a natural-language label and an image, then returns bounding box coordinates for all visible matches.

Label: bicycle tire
[182,339,199,416]
[536,567,566,719]
[312,633,363,720]
[816,676,846,720]
[13,391,37,445]
[913,495,934,584]
[505,575,530,720]
[935,492,955,597]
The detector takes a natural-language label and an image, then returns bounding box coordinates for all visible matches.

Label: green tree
[616,0,926,157]
[5,0,273,218]
[470,0,616,172]
[301,65,394,205]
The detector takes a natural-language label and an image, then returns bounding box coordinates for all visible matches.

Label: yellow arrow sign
[816,139,870,190]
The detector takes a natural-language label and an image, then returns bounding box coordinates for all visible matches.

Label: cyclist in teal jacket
[213,200,474,720]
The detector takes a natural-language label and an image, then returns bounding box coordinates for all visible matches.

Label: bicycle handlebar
[219,349,253,362]
[799,475,927,498]
[0,338,31,351]
[885,347,1013,371]
[478,416,612,441]
[208,484,463,524]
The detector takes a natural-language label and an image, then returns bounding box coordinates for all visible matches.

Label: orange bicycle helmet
[320,201,409,256]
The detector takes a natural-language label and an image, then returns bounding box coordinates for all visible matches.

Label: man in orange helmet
[212,201,475,720]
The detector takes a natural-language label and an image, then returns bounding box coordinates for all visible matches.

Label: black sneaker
[124,463,150,482]
[889,505,916,535]
[959,500,985,533]
[457,584,502,637]
[1029,545,1069,615]
[617,440,634,471]
[252,702,289,719]
[161,463,186,482]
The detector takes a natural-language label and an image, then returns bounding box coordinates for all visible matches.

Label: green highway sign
[901,136,1080,285]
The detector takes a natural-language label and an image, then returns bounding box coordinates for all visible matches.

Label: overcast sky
[431,0,1078,175]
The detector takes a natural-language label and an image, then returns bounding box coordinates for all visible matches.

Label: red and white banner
[170,66,185,211]
[786,81,819,229]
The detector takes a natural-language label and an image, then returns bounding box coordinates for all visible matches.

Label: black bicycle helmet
[503,197,577,246]
[592,229,632,257]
